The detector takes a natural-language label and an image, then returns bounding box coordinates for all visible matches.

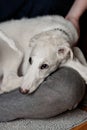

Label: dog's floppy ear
[0,30,20,53]
[29,33,40,48]
[57,45,73,62]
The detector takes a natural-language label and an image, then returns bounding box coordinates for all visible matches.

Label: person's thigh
[0,67,85,122]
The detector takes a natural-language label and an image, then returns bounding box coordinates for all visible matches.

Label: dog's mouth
[17,57,24,77]
[0,74,3,87]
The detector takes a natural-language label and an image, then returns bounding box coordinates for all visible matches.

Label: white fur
[0,15,86,94]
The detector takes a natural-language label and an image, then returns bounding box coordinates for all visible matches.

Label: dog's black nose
[19,87,29,94]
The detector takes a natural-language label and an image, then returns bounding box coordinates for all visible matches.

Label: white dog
[0,15,86,94]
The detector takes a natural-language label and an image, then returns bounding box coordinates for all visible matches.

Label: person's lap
[0,67,85,121]
[0,0,86,122]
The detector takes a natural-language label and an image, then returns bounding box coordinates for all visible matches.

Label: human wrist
[66,16,80,37]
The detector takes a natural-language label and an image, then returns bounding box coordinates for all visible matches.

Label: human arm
[66,0,87,35]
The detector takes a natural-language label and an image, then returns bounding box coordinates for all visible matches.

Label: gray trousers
[0,67,85,122]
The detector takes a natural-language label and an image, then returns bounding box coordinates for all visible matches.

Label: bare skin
[66,0,87,35]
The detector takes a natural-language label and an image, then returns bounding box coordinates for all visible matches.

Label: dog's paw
[0,87,10,94]
[0,86,12,93]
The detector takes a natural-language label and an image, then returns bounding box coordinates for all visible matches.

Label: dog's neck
[52,28,70,38]
[47,25,78,47]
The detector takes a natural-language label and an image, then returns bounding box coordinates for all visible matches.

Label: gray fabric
[0,109,87,130]
[81,88,87,106]
[0,67,86,122]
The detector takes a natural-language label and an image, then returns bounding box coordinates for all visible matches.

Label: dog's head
[20,30,73,94]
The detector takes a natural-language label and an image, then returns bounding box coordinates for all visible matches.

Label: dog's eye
[58,48,65,54]
[40,64,49,70]
[29,57,32,64]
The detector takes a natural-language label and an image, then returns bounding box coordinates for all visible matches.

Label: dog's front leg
[62,58,87,84]
[0,73,23,94]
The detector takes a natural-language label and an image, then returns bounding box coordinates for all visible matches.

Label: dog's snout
[19,87,29,94]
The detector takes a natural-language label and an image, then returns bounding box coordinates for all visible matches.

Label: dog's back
[0,15,78,50]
